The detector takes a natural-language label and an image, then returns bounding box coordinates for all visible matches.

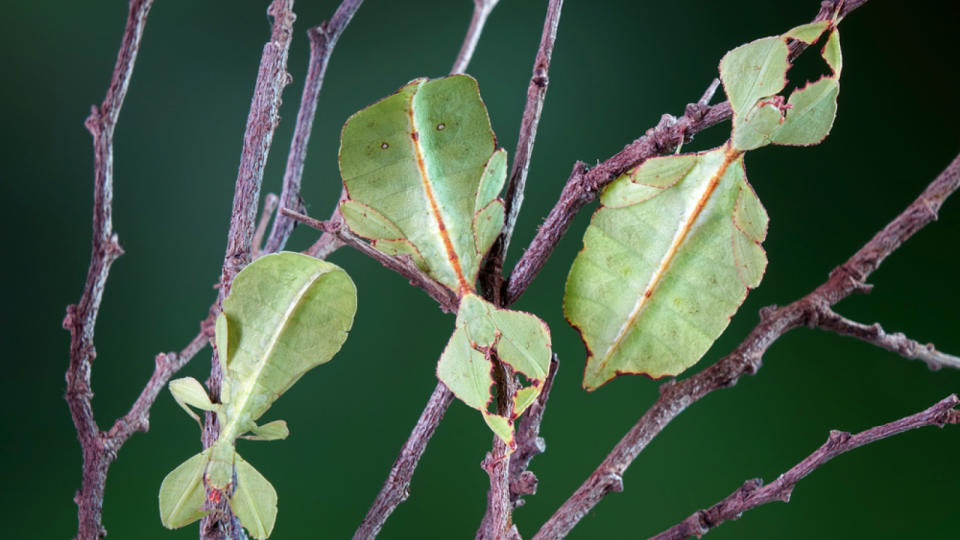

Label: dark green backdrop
[4,0,959,538]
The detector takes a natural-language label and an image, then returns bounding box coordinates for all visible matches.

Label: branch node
[758,304,779,321]
[605,472,624,493]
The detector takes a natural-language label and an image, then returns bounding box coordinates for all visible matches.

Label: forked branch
[533,151,960,539]
[265,0,365,253]
[650,395,960,540]
[63,1,158,538]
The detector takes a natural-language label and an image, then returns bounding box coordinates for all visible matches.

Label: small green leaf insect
[159,252,357,539]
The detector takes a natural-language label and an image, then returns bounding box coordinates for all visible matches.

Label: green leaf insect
[339,75,551,445]
[565,21,842,390]
[339,74,506,297]
[158,252,357,539]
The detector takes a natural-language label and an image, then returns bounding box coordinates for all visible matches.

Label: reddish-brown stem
[201,1,296,538]
[650,395,960,540]
[816,310,960,371]
[62,1,156,537]
[282,208,461,313]
[509,355,559,507]
[533,150,960,539]
[353,382,455,539]
[264,0,365,253]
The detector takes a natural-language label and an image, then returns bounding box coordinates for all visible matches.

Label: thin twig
[305,188,348,259]
[451,0,500,75]
[817,310,960,371]
[281,208,460,313]
[481,0,564,300]
[533,150,960,539]
[505,0,870,306]
[353,382,455,540]
[649,395,960,540]
[264,0,365,253]
[510,355,559,508]
[252,193,279,258]
[62,1,154,538]
[202,2,296,538]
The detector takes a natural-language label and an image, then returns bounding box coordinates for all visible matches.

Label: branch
[817,309,960,370]
[353,382,455,539]
[451,0,500,75]
[281,208,460,313]
[510,355,559,507]
[533,150,960,540]
[649,395,960,540]
[481,0,564,299]
[106,322,214,445]
[202,1,296,537]
[62,1,154,538]
[505,0,870,306]
[264,0,365,253]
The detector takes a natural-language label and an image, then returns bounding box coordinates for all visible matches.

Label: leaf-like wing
[437,293,551,446]
[242,419,290,441]
[169,377,217,426]
[218,252,357,427]
[159,450,210,529]
[339,75,506,295]
[564,147,768,390]
[230,454,278,540]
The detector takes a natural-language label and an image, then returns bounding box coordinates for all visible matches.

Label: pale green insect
[158,252,357,539]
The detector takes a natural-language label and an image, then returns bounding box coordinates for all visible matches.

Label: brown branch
[481,0,564,300]
[504,0,870,306]
[264,0,365,253]
[532,150,960,539]
[201,2,296,538]
[353,382,455,539]
[281,208,460,313]
[510,355,559,508]
[649,394,960,540]
[62,1,155,538]
[451,0,500,75]
[817,309,960,371]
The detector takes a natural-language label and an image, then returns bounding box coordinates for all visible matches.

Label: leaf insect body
[159,252,358,539]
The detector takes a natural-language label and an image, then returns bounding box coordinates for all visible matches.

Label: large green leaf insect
[158,252,357,538]
[565,19,842,390]
[339,75,551,447]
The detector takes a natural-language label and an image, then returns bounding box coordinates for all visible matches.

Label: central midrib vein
[407,97,472,295]
[600,145,742,368]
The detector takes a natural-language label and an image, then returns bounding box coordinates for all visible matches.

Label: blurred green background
[3,0,959,538]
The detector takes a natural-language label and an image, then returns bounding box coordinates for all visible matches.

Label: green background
[3,0,959,538]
